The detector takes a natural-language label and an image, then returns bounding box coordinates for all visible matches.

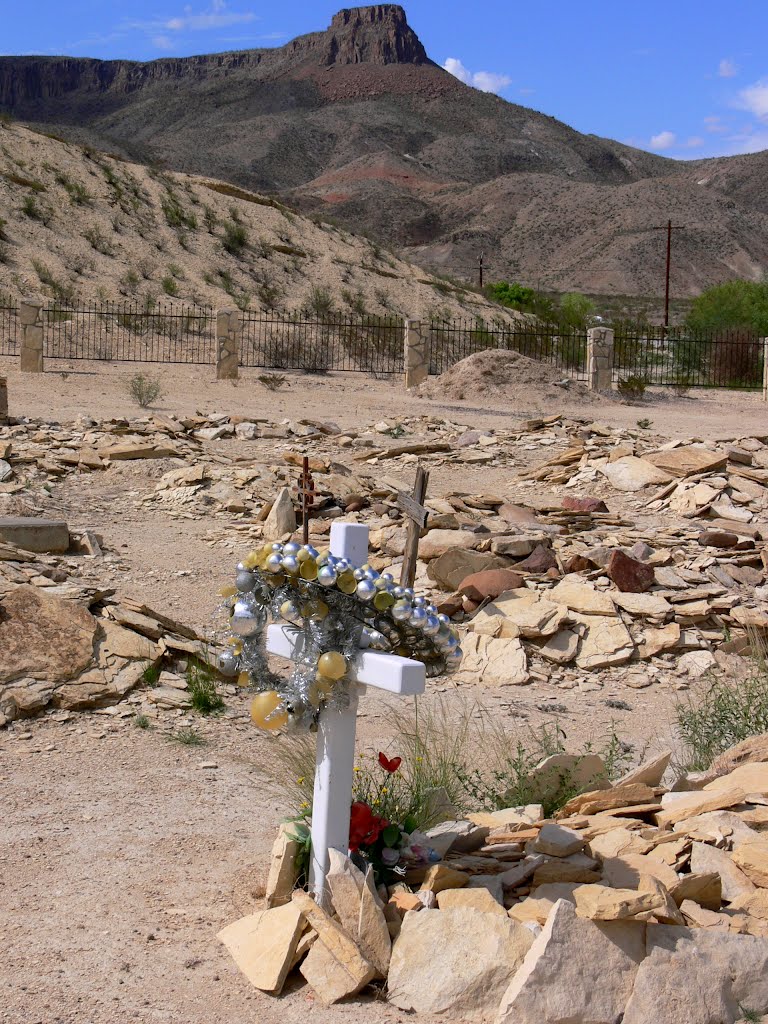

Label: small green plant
[636,418,653,429]
[161,191,198,231]
[187,660,225,716]
[4,171,45,191]
[739,1007,762,1024]
[675,641,768,771]
[21,194,44,221]
[134,714,152,730]
[203,205,218,232]
[161,275,180,297]
[258,372,287,391]
[170,727,206,746]
[127,373,164,408]
[223,220,248,256]
[141,662,161,687]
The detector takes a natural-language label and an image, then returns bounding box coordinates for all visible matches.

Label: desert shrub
[257,280,282,311]
[686,279,768,336]
[203,205,218,232]
[126,373,163,408]
[303,285,334,318]
[169,727,206,746]
[258,372,287,391]
[676,646,768,771]
[161,192,197,231]
[21,195,46,221]
[617,374,648,399]
[223,220,248,256]
[708,333,762,388]
[161,275,179,297]
[83,225,114,256]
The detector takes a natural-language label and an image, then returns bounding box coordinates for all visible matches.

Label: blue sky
[3,0,768,159]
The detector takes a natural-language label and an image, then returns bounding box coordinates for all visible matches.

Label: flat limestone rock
[638,622,680,659]
[549,574,616,615]
[573,613,635,669]
[537,628,580,664]
[600,853,679,891]
[558,783,656,818]
[262,486,296,541]
[265,823,301,909]
[427,549,509,591]
[705,762,768,798]
[618,751,672,788]
[419,863,470,893]
[217,902,305,995]
[326,849,391,977]
[483,589,568,639]
[100,619,157,662]
[600,456,674,492]
[613,592,672,618]
[525,753,609,806]
[668,872,722,910]
[0,516,69,554]
[419,530,483,561]
[292,889,376,1004]
[388,908,533,1019]
[690,843,756,902]
[656,787,747,827]
[573,884,664,921]
[497,899,647,1024]
[0,585,97,685]
[533,823,585,858]
[645,447,728,478]
[437,887,507,914]
[508,883,580,925]
[731,842,768,888]
[453,633,529,686]
[622,926,768,1024]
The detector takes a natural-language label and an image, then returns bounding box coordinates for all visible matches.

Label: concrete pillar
[19,301,44,373]
[587,326,614,392]
[763,339,768,403]
[216,308,240,380]
[0,375,7,424]
[404,317,429,389]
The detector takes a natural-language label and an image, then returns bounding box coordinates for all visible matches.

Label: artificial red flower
[378,752,402,773]
[349,800,389,852]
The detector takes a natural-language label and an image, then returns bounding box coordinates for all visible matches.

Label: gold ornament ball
[250,690,289,731]
[308,675,335,707]
[337,570,357,594]
[299,557,318,581]
[317,651,347,680]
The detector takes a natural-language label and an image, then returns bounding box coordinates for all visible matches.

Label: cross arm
[266,623,426,696]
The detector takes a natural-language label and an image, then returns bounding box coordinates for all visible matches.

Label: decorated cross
[397,464,430,588]
[293,456,317,546]
[266,523,426,905]
[219,520,462,909]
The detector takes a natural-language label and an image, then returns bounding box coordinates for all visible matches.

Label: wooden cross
[293,456,316,546]
[398,464,429,588]
[265,522,426,908]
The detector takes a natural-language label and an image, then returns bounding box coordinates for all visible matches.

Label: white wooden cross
[266,522,426,907]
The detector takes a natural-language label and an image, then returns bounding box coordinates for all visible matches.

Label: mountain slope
[0,4,766,295]
[0,120,513,320]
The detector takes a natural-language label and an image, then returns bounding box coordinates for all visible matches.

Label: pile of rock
[219,742,768,1023]
[0,530,218,725]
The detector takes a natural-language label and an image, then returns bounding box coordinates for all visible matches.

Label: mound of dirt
[419,349,606,406]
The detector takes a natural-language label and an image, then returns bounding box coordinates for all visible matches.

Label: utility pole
[651,220,684,330]
[478,252,484,290]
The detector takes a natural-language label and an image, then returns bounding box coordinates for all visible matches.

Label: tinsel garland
[217,540,463,732]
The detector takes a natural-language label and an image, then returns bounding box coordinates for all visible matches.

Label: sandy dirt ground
[2,359,768,1023]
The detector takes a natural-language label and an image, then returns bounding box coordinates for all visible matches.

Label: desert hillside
[2,5,767,295]
[0,119,513,320]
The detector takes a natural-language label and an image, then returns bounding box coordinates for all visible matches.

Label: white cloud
[718,58,738,78]
[703,114,728,133]
[152,35,175,50]
[164,2,256,33]
[442,57,511,94]
[683,135,704,148]
[736,78,768,121]
[649,130,676,150]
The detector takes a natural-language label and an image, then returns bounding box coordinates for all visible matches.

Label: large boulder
[388,907,533,1019]
[427,549,510,591]
[0,585,97,685]
[622,926,768,1024]
[497,899,646,1024]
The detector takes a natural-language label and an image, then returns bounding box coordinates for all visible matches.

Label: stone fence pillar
[216,308,241,380]
[0,375,7,424]
[20,301,44,373]
[762,339,768,403]
[586,326,614,392]
[404,318,429,389]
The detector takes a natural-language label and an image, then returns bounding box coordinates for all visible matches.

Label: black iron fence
[612,324,764,390]
[241,312,404,374]
[0,298,764,393]
[0,305,18,357]
[42,302,216,363]
[428,318,588,378]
